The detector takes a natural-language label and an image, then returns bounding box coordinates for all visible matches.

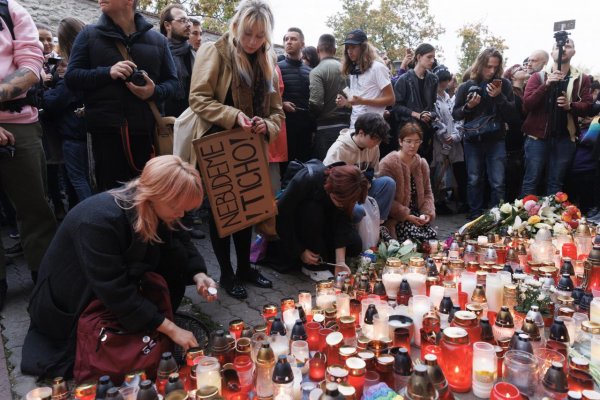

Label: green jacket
[309,56,350,127]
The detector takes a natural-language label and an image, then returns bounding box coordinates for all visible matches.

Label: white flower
[520,294,526,300]
[537,294,546,301]
[553,223,568,235]
[513,216,523,229]
[514,199,524,209]
[500,203,513,214]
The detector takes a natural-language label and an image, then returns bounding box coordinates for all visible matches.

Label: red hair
[324,165,368,215]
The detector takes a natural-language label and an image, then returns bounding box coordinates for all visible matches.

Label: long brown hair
[57,17,85,59]
[341,41,381,77]
[469,47,504,82]
[324,165,368,216]
[110,155,204,243]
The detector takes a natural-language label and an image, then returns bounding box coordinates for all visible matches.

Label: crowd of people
[0,0,599,381]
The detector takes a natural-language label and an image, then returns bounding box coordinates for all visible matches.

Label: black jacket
[65,13,178,133]
[278,57,311,110]
[165,38,194,117]
[42,78,86,141]
[276,162,355,261]
[22,192,206,378]
[392,69,438,124]
[453,78,517,138]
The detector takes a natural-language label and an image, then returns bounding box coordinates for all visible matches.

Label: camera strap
[0,0,15,40]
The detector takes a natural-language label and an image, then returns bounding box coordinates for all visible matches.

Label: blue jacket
[65,13,178,133]
[42,78,86,141]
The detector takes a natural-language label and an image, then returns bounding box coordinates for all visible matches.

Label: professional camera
[126,69,147,87]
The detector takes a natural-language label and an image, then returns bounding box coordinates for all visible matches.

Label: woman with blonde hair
[22,155,216,379]
[179,0,284,299]
[335,29,394,129]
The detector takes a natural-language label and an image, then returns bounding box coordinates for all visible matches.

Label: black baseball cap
[344,29,367,45]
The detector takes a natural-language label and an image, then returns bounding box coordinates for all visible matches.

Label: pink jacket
[0,0,43,124]
[378,152,436,222]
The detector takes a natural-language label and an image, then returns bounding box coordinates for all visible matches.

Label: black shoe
[0,279,7,311]
[31,270,38,284]
[4,242,23,256]
[189,228,206,240]
[220,278,248,299]
[237,267,272,288]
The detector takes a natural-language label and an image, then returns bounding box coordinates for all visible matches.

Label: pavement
[0,213,466,399]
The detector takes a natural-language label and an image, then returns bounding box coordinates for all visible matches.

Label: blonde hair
[110,155,204,243]
[228,0,276,91]
[341,41,381,76]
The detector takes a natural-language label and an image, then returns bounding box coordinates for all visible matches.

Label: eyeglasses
[402,139,422,146]
[171,17,191,24]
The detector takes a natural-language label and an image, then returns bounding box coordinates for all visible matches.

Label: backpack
[0,0,15,40]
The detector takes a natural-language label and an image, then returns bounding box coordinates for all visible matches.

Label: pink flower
[528,204,541,216]
[524,200,537,212]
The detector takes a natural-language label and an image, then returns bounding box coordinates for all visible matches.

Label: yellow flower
[528,215,541,225]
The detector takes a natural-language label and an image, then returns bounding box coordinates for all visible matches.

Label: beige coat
[174,33,284,166]
[378,152,435,222]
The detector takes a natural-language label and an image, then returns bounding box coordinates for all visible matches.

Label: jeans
[63,139,92,201]
[521,135,576,196]
[353,176,396,222]
[0,123,57,279]
[464,139,506,217]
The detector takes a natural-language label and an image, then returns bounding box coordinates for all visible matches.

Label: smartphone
[492,79,502,88]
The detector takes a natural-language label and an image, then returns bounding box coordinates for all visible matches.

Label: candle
[404,272,426,296]
[229,319,245,340]
[591,298,600,324]
[305,322,321,351]
[429,285,445,311]
[326,332,344,366]
[196,357,222,394]
[411,295,431,347]
[440,327,472,393]
[336,293,350,318]
[486,274,503,313]
[382,271,404,299]
[309,352,326,381]
[490,382,521,400]
[346,357,366,399]
[298,291,312,316]
[460,271,477,300]
[316,293,337,310]
[26,387,53,400]
[263,304,278,322]
[592,335,600,367]
[372,314,390,340]
[472,342,497,398]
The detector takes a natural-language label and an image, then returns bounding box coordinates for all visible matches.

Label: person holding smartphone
[452,47,516,220]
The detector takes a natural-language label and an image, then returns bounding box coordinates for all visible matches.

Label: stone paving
[0,214,466,399]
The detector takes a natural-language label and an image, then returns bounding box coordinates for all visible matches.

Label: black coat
[164,38,195,117]
[42,78,86,141]
[392,69,438,124]
[278,57,311,110]
[22,192,206,378]
[65,13,178,133]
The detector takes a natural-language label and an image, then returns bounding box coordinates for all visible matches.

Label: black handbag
[462,113,501,141]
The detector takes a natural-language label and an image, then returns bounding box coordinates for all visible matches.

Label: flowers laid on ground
[459,192,582,238]
[513,275,553,316]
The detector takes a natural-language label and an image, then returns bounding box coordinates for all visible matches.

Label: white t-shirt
[348,60,391,128]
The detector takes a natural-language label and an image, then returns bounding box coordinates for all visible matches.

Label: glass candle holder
[291,340,309,368]
[405,272,426,296]
[363,371,380,396]
[326,332,344,366]
[336,293,351,318]
[502,350,538,398]
[326,364,348,384]
[263,304,278,322]
[233,355,254,390]
[429,285,445,311]
[350,300,362,328]
[298,290,312,316]
[382,263,404,299]
[305,322,321,352]
[458,292,468,310]
[339,316,357,346]
[411,295,432,347]
[229,319,245,340]
[388,316,414,346]
[440,327,472,393]
[472,342,497,398]
[568,369,595,394]
[392,327,411,354]
[196,357,222,394]
[25,387,53,400]
[251,332,269,363]
[421,344,443,366]
[372,314,390,341]
[345,357,366,399]
[490,382,521,400]
[318,328,333,354]
[309,352,326,382]
[486,274,504,313]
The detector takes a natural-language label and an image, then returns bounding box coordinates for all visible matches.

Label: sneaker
[301,267,333,282]
[4,242,23,256]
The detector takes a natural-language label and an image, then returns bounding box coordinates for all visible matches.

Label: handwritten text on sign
[194,128,275,238]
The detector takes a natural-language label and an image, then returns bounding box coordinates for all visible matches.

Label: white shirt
[348,60,391,128]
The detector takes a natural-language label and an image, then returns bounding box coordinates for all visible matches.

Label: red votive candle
[490,382,520,400]
[392,327,411,355]
[458,291,468,310]
[229,319,245,340]
[262,304,278,322]
[421,344,443,365]
[309,352,327,381]
[306,322,321,351]
[281,297,295,313]
[318,328,333,353]
[346,357,366,399]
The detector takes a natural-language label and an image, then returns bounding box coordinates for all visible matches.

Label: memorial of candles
[26,223,600,400]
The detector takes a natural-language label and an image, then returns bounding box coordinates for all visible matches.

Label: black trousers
[207,213,252,283]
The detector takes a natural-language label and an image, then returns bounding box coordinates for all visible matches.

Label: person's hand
[193,273,217,301]
[407,215,425,226]
[401,48,413,70]
[465,93,481,109]
[557,93,571,110]
[545,71,565,87]
[420,214,431,224]
[301,249,320,265]
[335,94,348,108]
[125,72,155,100]
[237,112,253,134]
[282,101,296,112]
[486,82,502,98]
[0,127,15,146]
[110,60,137,80]
[250,116,267,135]
[41,70,53,85]
[335,262,351,276]
[419,111,432,124]
[169,326,198,351]
[347,96,362,106]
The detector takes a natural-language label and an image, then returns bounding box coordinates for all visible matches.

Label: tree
[137,0,236,33]
[326,0,445,61]
[456,22,508,76]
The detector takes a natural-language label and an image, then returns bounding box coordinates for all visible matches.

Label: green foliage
[456,22,508,77]
[137,0,236,33]
[326,0,444,61]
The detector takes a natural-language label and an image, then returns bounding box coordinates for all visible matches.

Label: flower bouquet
[459,192,581,238]
[513,279,552,317]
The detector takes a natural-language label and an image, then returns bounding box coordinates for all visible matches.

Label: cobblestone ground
[0,214,465,399]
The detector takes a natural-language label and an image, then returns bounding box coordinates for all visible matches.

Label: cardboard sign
[193,128,276,238]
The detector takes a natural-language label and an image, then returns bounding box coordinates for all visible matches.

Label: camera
[126,69,147,87]
[47,56,62,66]
[467,85,483,101]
